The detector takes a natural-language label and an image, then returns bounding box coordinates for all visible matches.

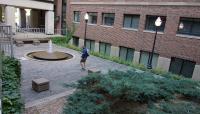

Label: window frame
[72,36,79,47]
[119,46,135,62]
[73,11,80,22]
[139,51,159,68]
[177,17,200,37]
[169,57,196,78]
[145,15,166,32]
[85,39,95,51]
[123,14,140,29]
[88,12,98,24]
[102,13,115,26]
[99,42,111,56]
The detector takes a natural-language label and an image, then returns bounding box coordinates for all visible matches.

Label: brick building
[66,0,200,79]
[54,0,67,35]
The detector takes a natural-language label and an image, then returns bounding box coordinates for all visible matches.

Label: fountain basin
[27,51,73,61]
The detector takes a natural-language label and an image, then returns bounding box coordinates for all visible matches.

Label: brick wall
[55,0,62,32]
[71,0,200,2]
[66,0,200,64]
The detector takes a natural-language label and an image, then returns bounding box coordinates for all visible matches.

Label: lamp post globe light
[147,17,162,69]
[84,13,89,46]
[179,22,184,29]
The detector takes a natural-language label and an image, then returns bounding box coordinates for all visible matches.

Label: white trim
[143,30,164,35]
[88,23,97,26]
[122,27,138,32]
[70,2,200,7]
[176,34,200,40]
[73,21,80,24]
[0,0,53,10]
[100,25,114,28]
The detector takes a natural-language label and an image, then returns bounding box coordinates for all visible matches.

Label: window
[123,14,140,29]
[74,11,80,22]
[88,12,97,24]
[145,15,166,32]
[169,57,196,78]
[85,39,95,51]
[119,47,134,62]
[102,13,115,26]
[177,17,200,36]
[72,36,79,47]
[139,51,159,68]
[99,42,111,56]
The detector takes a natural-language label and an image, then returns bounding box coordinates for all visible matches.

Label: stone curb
[25,89,75,108]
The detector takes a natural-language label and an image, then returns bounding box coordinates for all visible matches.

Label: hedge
[2,56,23,114]
[63,70,200,114]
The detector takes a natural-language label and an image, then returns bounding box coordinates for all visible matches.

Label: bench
[88,68,101,74]
[33,40,40,46]
[16,41,24,47]
[32,78,49,92]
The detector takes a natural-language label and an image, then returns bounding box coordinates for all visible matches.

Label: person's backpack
[86,49,90,57]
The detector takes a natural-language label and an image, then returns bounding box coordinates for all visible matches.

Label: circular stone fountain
[27,40,73,61]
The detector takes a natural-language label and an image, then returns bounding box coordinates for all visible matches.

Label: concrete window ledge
[100,25,114,28]
[122,28,138,32]
[143,30,164,35]
[176,34,200,40]
[73,21,80,24]
[88,23,97,26]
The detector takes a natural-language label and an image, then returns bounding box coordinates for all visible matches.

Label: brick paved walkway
[14,43,131,113]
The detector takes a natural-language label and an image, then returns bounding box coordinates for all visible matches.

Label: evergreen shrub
[63,70,200,114]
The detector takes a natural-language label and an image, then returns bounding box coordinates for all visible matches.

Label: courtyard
[13,43,132,112]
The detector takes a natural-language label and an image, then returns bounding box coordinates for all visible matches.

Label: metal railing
[0,25,14,57]
[17,28,45,33]
[14,28,67,39]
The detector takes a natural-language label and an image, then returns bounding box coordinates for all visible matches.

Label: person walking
[80,46,89,70]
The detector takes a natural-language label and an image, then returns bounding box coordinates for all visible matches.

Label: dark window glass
[102,13,115,26]
[119,47,134,62]
[123,14,140,29]
[85,39,95,51]
[99,42,111,56]
[145,15,166,32]
[88,12,97,24]
[72,36,79,47]
[139,51,159,68]
[169,57,196,78]
[178,17,200,36]
[74,11,80,22]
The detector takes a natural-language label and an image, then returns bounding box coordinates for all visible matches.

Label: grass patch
[51,37,182,79]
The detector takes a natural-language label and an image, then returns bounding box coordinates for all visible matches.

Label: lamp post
[147,17,162,69]
[84,13,89,46]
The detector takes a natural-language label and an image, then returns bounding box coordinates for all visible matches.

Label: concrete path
[14,43,131,104]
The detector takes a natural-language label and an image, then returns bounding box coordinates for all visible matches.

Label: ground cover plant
[1,55,23,114]
[52,37,181,79]
[63,70,200,114]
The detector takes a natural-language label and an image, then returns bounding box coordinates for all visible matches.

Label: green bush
[64,70,200,114]
[2,56,23,114]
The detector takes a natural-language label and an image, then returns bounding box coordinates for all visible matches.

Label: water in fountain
[48,40,53,53]
[27,39,73,61]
